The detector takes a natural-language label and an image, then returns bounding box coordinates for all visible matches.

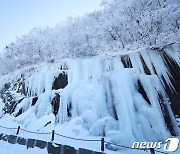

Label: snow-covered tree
[0,0,179,75]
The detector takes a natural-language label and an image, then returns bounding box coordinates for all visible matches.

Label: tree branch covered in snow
[0,0,179,75]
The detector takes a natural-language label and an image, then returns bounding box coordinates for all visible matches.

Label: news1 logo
[132,138,179,152]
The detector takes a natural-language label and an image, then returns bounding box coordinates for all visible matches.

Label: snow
[0,140,47,154]
[0,0,179,153]
[0,138,180,154]
[0,140,142,154]
[0,0,180,76]
[0,44,180,153]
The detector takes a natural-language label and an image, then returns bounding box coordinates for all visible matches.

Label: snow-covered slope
[0,43,180,152]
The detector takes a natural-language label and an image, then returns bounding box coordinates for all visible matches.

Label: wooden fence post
[16,126,20,135]
[101,137,104,152]
[52,130,55,141]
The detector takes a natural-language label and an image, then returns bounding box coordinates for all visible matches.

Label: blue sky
[0,0,102,51]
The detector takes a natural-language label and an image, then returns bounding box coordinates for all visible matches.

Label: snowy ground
[1,139,180,154]
[0,140,148,154]
[0,115,169,154]
[0,116,180,154]
[0,140,47,154]
[0,115,161,154]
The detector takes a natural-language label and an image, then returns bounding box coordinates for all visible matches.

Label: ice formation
[0,43,179,148]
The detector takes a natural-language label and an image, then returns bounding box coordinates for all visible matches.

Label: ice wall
[0,44,179,146]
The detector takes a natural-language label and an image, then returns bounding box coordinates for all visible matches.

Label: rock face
[0,91,24,115]
[52,72,68,90]
[0,44,179,146]
[137,80,151,105]
[161,52,180,117]
[51,93,60,116]
[32,97,38,106]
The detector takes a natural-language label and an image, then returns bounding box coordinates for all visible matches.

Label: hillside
[0,43,180,153]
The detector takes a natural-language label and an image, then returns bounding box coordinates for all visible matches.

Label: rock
[0,133,3,140]
[63,145,77,154]
[1,92,17,114]
[121,55,133,68]
[52,72,68,90]
[47,142,61,154]
[51,93,60,116]
[35,140,47,149]
[4,83,11,91]
[1,134,9,141]
[79,148,93,154]
[27,139,36,148]
[161,51,180,117]
[15,108,23,117]
[67,103,72,117]
[137,80,151,105]
[158,92,178,136]
[93,151,103,154]
[17,137,26,145]
[139,55,151,75]
[32,97,38,106]
[8,135,17,144]
[94,151,104,154]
